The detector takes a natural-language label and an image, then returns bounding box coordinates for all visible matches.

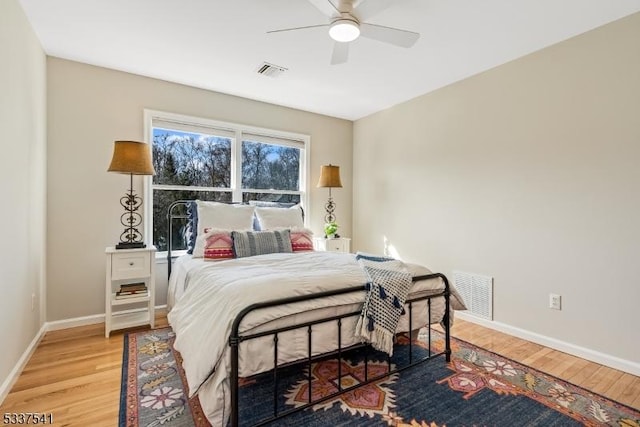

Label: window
[144,111,309,253]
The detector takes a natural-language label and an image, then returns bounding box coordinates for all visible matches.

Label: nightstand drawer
[326,241,346,252]
[111,252,150,280]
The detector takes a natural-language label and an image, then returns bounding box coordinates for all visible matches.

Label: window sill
[154,250,187,263]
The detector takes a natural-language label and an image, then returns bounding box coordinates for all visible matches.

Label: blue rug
[121,328,640,426]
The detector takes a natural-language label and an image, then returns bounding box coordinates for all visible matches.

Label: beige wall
[0,0,47,394]
[354,13,640,365]
[47,58,353,321]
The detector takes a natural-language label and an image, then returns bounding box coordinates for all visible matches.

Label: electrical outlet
[31,293,36,311]
[549,293,561,310]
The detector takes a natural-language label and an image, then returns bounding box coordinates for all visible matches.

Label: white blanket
[167,251,465,425]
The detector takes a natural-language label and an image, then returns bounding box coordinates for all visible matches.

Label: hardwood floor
[449,321,640,409]
[1,315,638,426]
[0,313,168,427]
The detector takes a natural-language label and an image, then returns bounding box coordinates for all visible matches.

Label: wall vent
[256,62,288,78]
[453,271,493,320]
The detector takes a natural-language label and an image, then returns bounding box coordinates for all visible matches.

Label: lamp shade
[107,140,155,175]
[317,164,342,188]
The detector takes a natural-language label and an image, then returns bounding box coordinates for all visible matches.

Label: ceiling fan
[267,0,420,65]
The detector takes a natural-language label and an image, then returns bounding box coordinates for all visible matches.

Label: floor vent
[453,271,493,320]
[256,62,288,78]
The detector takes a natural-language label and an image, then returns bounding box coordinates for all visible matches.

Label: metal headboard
[166,200,191,277]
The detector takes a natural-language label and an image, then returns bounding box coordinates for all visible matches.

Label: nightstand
[105,246,156,337]
[313,237,351,253]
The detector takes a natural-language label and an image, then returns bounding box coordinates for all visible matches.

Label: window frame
[143,109,310,258]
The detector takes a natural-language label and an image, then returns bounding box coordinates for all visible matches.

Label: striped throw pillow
[232,230,292,258]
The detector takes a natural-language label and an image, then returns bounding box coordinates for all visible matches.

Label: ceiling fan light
[329,19,360,42]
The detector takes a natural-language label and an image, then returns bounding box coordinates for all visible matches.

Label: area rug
[120,328,640,426]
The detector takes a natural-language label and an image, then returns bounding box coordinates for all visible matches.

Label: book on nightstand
[115,290,149,299]
[120,282,146,291]
[115,282,148,299]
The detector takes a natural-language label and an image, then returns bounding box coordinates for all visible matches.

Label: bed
[165,200,466,426]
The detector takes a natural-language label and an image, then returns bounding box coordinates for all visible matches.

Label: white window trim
[143,109,311,255]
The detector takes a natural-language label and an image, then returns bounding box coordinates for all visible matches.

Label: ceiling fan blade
[360,23,420,48]
[331,42,349,65]
[354,0,394,21]
[267,23,328,34]
[307,0,340,17]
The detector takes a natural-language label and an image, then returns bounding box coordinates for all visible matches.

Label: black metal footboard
[229,273,451,427]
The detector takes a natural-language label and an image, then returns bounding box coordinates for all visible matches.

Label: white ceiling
[18,0,640,120]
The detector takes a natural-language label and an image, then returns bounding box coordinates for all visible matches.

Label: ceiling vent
[256,62,288,78]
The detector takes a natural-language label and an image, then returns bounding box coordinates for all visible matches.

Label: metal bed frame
[167,200,451,426]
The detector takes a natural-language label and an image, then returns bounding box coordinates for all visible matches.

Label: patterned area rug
[120,328,640,426]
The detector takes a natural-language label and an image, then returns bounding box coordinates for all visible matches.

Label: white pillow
[196,200,255,235]
[255,205,304,230]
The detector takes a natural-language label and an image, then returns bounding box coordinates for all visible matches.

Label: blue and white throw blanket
[354,252,413,355]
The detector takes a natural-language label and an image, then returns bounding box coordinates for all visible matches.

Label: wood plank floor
[1,315,638,426]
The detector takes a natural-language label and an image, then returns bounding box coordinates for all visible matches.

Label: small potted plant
[324,221,339,239]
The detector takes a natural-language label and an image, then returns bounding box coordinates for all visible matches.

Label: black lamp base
[116,242,147,250]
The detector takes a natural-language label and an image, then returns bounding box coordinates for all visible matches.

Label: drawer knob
[129,262,134,266]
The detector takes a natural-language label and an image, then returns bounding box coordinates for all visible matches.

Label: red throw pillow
[202,228,234,260]
[290,228,314,252]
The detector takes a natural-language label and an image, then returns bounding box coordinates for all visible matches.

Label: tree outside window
[147,114,306,253]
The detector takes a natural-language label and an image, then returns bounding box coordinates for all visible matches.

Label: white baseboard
[1,304,169,405]
[456,312,640,377]
[46,313,105,331]
[46,304,168,331]
[0,323,47,404]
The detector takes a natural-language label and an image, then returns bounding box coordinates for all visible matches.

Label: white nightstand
[313,237,351,253]
[105,245,156,337]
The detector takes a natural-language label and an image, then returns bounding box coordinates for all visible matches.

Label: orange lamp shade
[317,164,342,188]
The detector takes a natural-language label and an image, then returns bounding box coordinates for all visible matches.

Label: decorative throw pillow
[192,228,234,260]
[232,230,292,258]
[196,200,255,235]
[290,228,314,252]
[254,205,304,230]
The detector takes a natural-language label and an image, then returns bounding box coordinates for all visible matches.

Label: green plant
[324,221,338,237]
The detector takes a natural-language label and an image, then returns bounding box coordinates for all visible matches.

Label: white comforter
[167,251,464,426]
